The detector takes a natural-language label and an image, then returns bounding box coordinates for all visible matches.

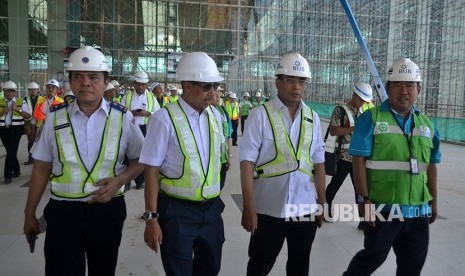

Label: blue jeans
[344,215,430,276]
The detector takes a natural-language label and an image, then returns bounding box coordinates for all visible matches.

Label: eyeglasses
[279,77,309,86]
[190,81,221,92]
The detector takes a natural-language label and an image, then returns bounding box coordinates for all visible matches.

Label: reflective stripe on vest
[50,107,124,199]
[0,98,24,126]
[125,90,155,124]
[160,102,221,200]
[225,101,239,120]
[366,160,428,172]
[216,105,229,163]
[255,101,314,178]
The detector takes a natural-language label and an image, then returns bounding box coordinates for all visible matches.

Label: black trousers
[43,197,126,276]
[220,162,228,190]
[325,159,357,205]
[240,115,248,134]
[344,216,430,276]
[231,119,239,145]
[0,125,24,178]
[247,214,318,276]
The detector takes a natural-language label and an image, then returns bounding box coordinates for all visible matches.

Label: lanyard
[390,110,415,158]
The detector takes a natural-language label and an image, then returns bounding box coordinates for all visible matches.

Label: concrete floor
[1,120,464,276]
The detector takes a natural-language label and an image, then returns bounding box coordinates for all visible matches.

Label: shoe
[124,183,131,192]
[12,172,20,178]
[136,184,145,190]
[4,178,12,184]
[233,143,238,146]
[24,159,34,165]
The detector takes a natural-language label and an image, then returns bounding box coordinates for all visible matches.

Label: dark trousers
[158,193,225,276]
[247,214,318,276]
[344,216,430,276]
[240,115,248,134]
[325,159,357,205]
[43,197,127,276]
[231,119,239,145]
[25,123,35,161]
[134,124,146,186]
[0,125,24,178]
[220,162,228,190]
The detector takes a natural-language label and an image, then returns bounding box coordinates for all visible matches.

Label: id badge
[410,157,420,174]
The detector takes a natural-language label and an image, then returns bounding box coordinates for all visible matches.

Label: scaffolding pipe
[340,0,387,102]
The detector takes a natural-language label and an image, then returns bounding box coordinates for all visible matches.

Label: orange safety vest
[33,96,64,127]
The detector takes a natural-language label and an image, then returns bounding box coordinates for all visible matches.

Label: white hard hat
[63,90,74,97]
[149,82,161,91]
[110,80,120,86]
[47,79,60,88]
[67,46,110,72]
[28,82,40,89]
[275,53,311,79]
[353,82,373,102]
[2,80,17,90]
[229,92,237,99]
[176,52,224,82]
[243,92,250,97]
[134,71,149,83]
[104,83,115,92]
[168,85,177,91]
[255,92,261,97]
[386,58,421,83]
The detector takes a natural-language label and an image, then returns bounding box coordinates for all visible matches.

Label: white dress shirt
[31,99,145,201]
[239,97,325,218]
[139,97,224,178]
[4,97,30,125]
[121,90,160,126]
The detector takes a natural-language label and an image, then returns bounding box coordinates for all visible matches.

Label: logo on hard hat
[292,60,305,72]
[398,64,411,74]
[82,57,89,64]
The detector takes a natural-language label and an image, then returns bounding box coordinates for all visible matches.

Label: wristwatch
[356,195,370,204]
[141,211,159,221]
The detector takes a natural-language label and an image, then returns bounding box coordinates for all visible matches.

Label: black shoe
[24,159,34,165]
[124,183,131,192]
[4,178,12,184]
[12,172,20,178]
[135,184,145,190]
[233,143,238,146]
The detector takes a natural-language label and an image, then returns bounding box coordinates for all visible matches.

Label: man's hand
[429,202,438,224]
[144,219,163,253]
[358,200,376,227]
[241,207,258,235]
[91,177,121,203]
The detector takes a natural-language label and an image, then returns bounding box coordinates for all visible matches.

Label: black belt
[162,193,216,207]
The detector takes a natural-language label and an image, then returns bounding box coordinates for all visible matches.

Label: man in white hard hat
[23,82,41,165]
[103,83,117,102]
[343,58,441,275]
[324,81,373,225]
[149,82,169,107]
[0,81,31,183]
[167,85,179,103]
[62,90,75,104]
[239,92,253,135]
[140,52,225,275]
[240,53,326,275]
[252,90,265,108]
[121,71,160,190]
[224,91,239,146]
[32,79,64,129]
[110,80,123,102]
[24,46,144,275]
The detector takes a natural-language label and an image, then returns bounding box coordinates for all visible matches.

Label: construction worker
[240,53,326,275]
[32,79,64,129]
[62,90,75,104]
[23,81,40,165]
[0,81,31,183]
[224,92,239,146]
[103,83,117,102]
[343,58,441,275]
[167,85,179,103]
[252,90,265,108]
[140,52,225,275]
[121,71,160,190]
[239,92,253,135]
[325,81,373,223]
[111,80,123,103]
[23,45,144,275]
[149,82,169,107]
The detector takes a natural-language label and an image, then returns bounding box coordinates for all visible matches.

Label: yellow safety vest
[224,100,239,120]
[0,98,24,126]
[124,90,156,124]
[50,102,125,199]
[255,101,314,178]
[160,102,222,201]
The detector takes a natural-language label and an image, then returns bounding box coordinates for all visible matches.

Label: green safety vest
[216,105,230,163]
[255,101,314,178]
[168,95,179,103]
[160,102,222,201]
[240,100,252,116]
[224,100,239,120]
[367,107,434,205]
[0,98,24,126]
[124,90,156,124]
[50,102,124,199]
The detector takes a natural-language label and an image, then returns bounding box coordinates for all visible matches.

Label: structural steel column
[8,0,28,89]
[47,0,67,82]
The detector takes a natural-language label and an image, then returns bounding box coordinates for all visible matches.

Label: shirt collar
[68,97,109,117]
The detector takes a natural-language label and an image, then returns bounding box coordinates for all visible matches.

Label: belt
[163,194,217,207]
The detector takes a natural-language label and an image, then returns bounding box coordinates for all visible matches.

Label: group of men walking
[13,45,440,276]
